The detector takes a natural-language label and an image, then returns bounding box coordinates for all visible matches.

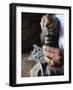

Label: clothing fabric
[55,15,64,49]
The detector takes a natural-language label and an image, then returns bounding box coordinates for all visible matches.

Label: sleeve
[55,15,64,49]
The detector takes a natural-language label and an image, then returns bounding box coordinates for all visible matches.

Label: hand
[42,45,64,68]
[40,15,53,31]
[40,15,48,31]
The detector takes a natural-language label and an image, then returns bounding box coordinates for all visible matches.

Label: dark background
[22,12,43,53]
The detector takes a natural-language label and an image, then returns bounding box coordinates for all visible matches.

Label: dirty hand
[42,45,64,67]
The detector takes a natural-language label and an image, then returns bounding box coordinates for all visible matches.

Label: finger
[49,60,55,66]
[46,52,54,59]
[44,56,55,66]
[42,47,57,59]
[43,49,53,58]
[44,52,58,63]
[44,56,51,63]
[40,16,45,24]
[40,17,45,28]
[42,45,59,54]
[43,48,62,63]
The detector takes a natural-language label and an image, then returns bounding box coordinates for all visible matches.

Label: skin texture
[42,45,64,68]
[40,15,64,68]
